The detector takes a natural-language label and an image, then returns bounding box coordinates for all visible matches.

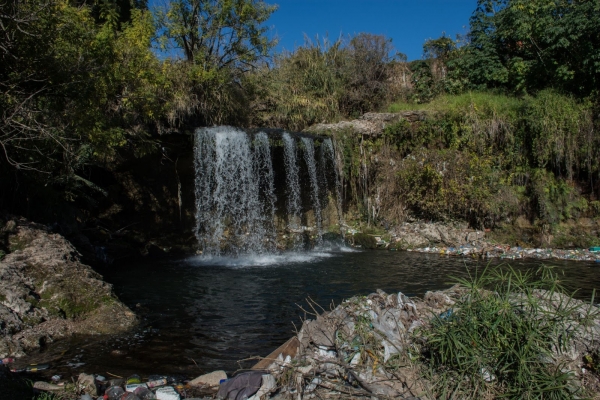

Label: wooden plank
[252,336,300,370]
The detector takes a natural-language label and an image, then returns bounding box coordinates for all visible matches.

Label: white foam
[185,250,345,268]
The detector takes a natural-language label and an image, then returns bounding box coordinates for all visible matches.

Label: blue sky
[267,0,476,60]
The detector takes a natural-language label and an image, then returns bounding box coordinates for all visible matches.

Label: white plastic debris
[156,386,180,400]
[481,367,496,382]
[305,377,322,392]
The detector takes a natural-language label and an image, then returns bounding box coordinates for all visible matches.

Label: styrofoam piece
[156,386,181,400]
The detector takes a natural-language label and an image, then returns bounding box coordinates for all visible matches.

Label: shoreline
[406,245,600,262]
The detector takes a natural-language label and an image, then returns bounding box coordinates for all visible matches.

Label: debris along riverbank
[408,245,600,262]
[346,221,600,263]
[20,266,600,399]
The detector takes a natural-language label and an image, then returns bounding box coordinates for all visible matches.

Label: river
[22,248,600,379]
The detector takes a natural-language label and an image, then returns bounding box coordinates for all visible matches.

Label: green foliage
[462,0,600,96]
[381,91,598,228]
[253,33,400,130]
[155,0,276,70]
[410,34,466,103]
[530,169,588,225]
[396,149,518,227]
[421,265,595,398]
[253,37,344,130]
[526,90,596,179]
[340,33,397,117]
[0,1,164,174]
[1,0,274,215]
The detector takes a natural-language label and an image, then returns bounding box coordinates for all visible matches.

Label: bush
[421,265,597,398]
[253,33,400,130]
[395,149,518,227]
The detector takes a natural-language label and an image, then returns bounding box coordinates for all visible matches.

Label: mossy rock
[353,233,378,249]
[322,232,342,242]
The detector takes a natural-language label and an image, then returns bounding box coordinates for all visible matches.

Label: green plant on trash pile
[418,265,598,399]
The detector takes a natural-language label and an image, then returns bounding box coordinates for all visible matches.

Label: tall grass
[388,91,522,117]
[420,265,597,399]
[380,90,598,228]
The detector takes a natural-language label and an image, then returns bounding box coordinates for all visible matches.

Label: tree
[463,0,600,96]
[340,33,396,116]
[0,0,163,177]
[156,0,276,73]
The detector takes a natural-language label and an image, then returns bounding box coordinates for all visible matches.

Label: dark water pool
[22,248,600,378]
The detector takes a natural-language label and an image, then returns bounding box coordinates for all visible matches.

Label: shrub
[421,265,597,398]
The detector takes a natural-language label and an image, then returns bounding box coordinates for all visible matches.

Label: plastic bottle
[11,363,50,372]
[105,385,125,400]
[133,386,156,399]
[120,393,141,400]
[30,364,50,372]
[146,378,167,388]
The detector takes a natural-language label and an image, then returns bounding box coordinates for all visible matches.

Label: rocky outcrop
[0,217,136,358]
[305,111,428,137]
[390,221,485,249]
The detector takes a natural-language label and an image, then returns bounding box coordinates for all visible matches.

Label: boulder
[189,370,227,387]
[0,218,137,356]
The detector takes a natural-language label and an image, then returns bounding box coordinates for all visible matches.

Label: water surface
[26,249,600,378]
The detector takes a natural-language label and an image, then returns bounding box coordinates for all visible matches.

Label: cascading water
[301,137,323,244]
[254,132,277,244]
[194,127,341,255]
[282,133,302,234]
[194,127,275,255]
[322,138,344,226]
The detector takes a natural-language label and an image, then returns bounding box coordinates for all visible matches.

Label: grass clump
[388,91,522,117]
[419,265,598,399]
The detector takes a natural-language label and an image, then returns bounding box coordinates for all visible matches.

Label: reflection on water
[27,249,600,377]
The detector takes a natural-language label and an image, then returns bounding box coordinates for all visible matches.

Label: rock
[352,233,378,249]
[0,218,137,355]
[305,111,428,137]
[189,370,227,387]
[391,221,485,249]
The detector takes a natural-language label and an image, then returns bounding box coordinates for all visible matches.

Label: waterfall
[282,133,302,233]
[301,137,323,244]
[194,127,274,255]
[322,138,344,226]
[194,127,341,255]
[254,132,277,245]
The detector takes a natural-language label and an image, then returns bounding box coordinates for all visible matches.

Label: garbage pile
[248,288,466,399]
[20,370,226,400]
[409,245,600,262]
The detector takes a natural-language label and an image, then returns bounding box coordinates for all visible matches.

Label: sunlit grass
[387,91,523,119]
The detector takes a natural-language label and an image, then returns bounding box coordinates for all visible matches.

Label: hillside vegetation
[0,0,599,247]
